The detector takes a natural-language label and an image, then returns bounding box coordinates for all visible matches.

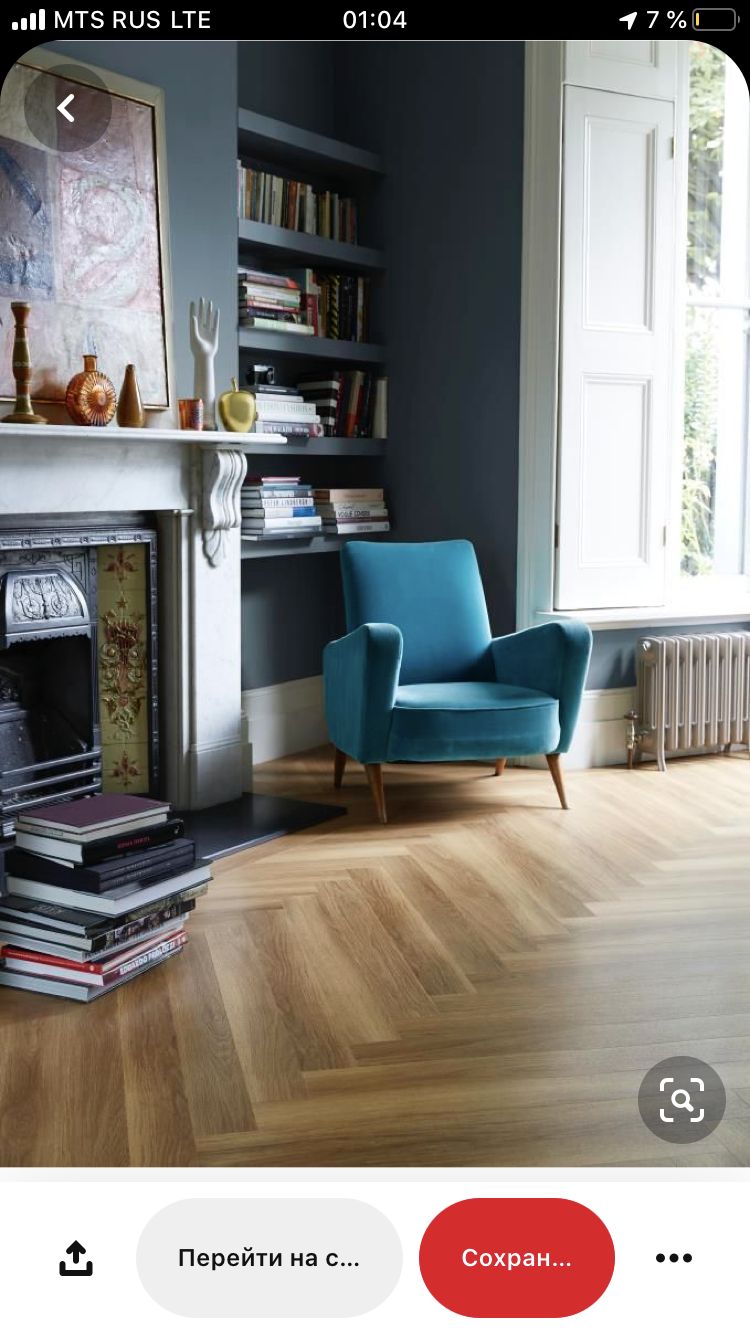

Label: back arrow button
[57,93,75,123]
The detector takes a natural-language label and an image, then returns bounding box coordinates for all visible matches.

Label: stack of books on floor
[251,382,323,439]
[238,267,312,336]
[314,488,390,535]
[237,162,358,242]
[298,371,387,438]
[0,794,211,1003]
[241,475,322,542]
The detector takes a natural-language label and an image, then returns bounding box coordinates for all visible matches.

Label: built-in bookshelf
[241,534,350,560]
[238,220,384,274]
[238,329,385,365]
[238,438,384,458]
[236,107,388,557]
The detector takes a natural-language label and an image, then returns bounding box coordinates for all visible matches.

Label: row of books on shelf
[237,161,358,243]
[241,477,389,541]
[238,267,370,343]
[248,374,386,440]
[0,794,211,1002]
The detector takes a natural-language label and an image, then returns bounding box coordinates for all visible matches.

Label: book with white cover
[252,397,317,419]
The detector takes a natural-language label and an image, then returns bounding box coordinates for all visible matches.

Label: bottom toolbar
[0,1179,745,1331]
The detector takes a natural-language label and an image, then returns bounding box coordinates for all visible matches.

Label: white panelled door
[565,39,678,100]
[555,85,676,610]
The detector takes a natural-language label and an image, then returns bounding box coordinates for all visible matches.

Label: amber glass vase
[117,364,145,428]
[65,354,117,427]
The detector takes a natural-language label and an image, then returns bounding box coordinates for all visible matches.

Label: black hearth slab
[179,792,346,861]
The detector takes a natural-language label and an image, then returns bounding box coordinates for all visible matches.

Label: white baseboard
[566,686,635,768]
[188,734,246,808]
[241,678,635,773]
[242,675,328,769]
[517,686,636,770]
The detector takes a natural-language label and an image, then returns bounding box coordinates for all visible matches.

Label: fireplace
[0,424,347,856]
[0,424,293,813]
[0,521,159,836]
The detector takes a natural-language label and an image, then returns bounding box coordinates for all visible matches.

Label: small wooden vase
[116,363,145,428]
[2,301,47,424]
[66,354,117,427]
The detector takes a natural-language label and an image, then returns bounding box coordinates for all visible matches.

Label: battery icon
[693,7,738,27]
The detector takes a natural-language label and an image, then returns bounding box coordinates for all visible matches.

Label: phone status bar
[619,7,739,29]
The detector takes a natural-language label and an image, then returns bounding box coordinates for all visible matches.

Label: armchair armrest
[490,620,592,754]
[323,622,403,763]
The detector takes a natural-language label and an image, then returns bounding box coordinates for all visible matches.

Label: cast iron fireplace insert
[0,521,159,836]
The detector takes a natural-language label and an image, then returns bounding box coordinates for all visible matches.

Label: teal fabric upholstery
[389,683,560,761]
[323,622,403,764]
[490,620,593,754]
[341,539,492,683]
[325,540,592,766]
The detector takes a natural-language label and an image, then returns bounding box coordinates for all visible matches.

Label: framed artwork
[0,53,173,409]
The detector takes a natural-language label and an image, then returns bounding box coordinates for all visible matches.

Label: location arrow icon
[57,93,75,122]
[619,11,638,27]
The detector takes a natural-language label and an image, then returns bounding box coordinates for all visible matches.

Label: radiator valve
[624,709,648,769]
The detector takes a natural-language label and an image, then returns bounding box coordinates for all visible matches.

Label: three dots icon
[656,1253,692,1263]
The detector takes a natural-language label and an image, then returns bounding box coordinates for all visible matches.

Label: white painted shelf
[0,423,285,447]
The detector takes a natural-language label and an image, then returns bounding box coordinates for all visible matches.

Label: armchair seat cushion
[387,681,561,762]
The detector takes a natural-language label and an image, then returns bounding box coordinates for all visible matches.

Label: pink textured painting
[0,64,170,407]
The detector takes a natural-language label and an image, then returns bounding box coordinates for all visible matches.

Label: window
[680,43,750,589]
[518,41,750,629]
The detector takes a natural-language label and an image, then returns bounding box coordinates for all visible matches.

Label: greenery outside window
[681,43,750,593]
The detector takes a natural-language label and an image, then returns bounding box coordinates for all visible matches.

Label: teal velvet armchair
[323,540,592,823]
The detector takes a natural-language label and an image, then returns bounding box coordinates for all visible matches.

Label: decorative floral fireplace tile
[97,543,150,794]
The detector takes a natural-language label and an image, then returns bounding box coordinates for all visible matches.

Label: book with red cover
[237,268,299,290]
[16,793,170,839]
[0,928,187,987]
[0,952,184,1002]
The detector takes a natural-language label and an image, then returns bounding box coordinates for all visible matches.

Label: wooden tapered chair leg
[546,753,569,810]
[494,758,507,776]
[333,747,347,788]
[364,763,387,824]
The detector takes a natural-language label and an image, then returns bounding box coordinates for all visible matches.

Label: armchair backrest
[341,540,492,684]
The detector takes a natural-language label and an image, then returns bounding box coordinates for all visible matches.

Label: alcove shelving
[236,108,387,559]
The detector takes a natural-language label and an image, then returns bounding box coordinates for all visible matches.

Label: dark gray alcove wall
[239,40,527,689]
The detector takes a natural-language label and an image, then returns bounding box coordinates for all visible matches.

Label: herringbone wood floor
[1,751,749,1167]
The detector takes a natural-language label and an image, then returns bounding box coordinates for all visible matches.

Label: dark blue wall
[50,40,238,403]
[337,42,525,638]
[238,41,336,137]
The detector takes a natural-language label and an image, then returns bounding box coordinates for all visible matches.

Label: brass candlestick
[2,301,47,424]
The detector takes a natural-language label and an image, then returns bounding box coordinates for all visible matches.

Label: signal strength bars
[11,8,46,28]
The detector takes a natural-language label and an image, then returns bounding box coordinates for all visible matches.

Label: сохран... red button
[419,1197,615,1318]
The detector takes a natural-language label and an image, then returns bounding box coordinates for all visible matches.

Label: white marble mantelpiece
[0,423,284,809]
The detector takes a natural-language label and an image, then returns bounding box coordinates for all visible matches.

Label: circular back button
[24,63,112,154]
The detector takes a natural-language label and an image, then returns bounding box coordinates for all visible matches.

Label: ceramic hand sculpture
[189,298,220,430]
